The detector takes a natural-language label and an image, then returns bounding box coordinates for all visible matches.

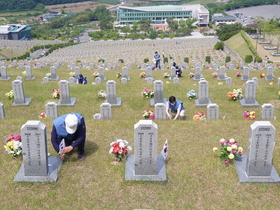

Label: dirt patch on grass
[45,1,106,13]
[270,100,280,108]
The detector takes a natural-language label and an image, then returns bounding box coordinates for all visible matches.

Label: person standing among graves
[166,96,185,120]
[154,51,161,69]
[51,113,86,160]
[78,74,87,84]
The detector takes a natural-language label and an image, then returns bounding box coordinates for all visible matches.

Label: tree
[139,18,151,31]
[166,18,179,30]
[149,30,157,39]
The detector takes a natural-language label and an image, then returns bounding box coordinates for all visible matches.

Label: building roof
[212,16,236,20]
[0,24,27,34]
[119,4,206,12]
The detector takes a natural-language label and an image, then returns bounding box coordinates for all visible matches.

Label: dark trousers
[65,139,85,155]
[156,60,161,69]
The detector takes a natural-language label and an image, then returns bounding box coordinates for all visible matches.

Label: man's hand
[59,153,65,160]
[62,146,73,154]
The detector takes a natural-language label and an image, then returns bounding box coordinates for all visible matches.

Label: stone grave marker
[195,79,212,106]
[145,67,154,81]
[43,77,49,84]
[240,80,259,107]
[122,67,130,80]
[226,77,232,85]
[95,77,101,84]
[170,66,176,80]
[98,67,106,80]
[241,67,249,80]
[265,66,274,80]
[173,77,179,84]
[252,77,258,86]
[155,103,166,120]
[125,120,166,181]
[146,77,153,84]
[45,102,59,119]
[218,66,226,80]
[25,66,35,80]
[0,102,5,119]
[12,80,32,106]
[100,103,112,119]
[235,121,280,182]
[150,80,166,106]
[207,103,219,120]
[69,77,76,84]
[0,66,11,80]
[50,66,59,80]
[121,77,127,84]
[14,121,62,182]
[193,66,201,80]
[57,80,76,106]
[74,66,80,79]
[212,63,218,70]
[105,80,121,106]
[261,103,274,120]
[278,78,280,85]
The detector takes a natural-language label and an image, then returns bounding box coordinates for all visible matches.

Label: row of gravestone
[13,119,280,183]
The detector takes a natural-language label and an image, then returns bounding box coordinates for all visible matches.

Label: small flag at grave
[161,140,168,160]
[59,139,65,154]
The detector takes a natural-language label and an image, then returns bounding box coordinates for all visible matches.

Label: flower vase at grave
[234,156,242,161]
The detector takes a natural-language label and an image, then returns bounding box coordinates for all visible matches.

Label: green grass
[1,64,280,209]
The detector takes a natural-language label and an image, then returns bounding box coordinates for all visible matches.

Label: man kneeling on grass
[166,96,185,120]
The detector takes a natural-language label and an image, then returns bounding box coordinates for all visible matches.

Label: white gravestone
[121,77,127,84]
[261,103,274,120]
[0,102,5,119]
[45,102,59,119]
[240,80,259,107]
[69,77,76,84]
[57,80,76,106]
[100,103,112,119]
[43,77,49,84]
[207,103,219,120]
[145,67,154,81]
[16,76,22,81]
[14,121,62,182]
[241,67,249,80]
[150,80,166,106]
[278,78,280,85]
[12,80,32,106]
[104,80,121,106]
[146,77,153,84]
[0,66,11,80]
[122,67,130,80]
[125,120,167,181]
[235,121,280,183]
[98,67,106,80]
[252,77,258,86]
[193,66,201,81]
[25,66,35,80]
[50,66,59,80]
[225,77,232,85]
[195,79,212,106]
[74,66,80,79]
[173,77,179,84]
[155,103,166,120]
[265,66,274,80]
[218,66,227,80]
[170,66,176,80]
[95,77,101,84]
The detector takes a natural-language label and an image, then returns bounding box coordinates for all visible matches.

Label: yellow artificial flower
[228,154,234,159]
[220,138,225,143]
[238,147,243,152]
[231,144,237,150]
[213,147,218,152]
[227,147,232,152]
[229,138,235,143]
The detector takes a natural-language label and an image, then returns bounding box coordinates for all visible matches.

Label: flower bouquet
[278,91,280,100]
[98,90,107,99]
[260,73,265,78]
[92,71,99,77]
[141,88,154,98]
[186,90,197,99]
[5,90,14,99]
[189,72,195,78]
[4,134,22,157]
[193,111,207,120]
[227,88,243,101]
[269,82,274,86]
[142,110,154,119]
[140,72,146,78]
[22,71,26,76]
[213,138,243,165]
[69,72,76,77]
[116,72,122,78]
[236,72,242,77]
[212,72,218,78]
[45,73,51,78]
[93,113,101,119]
[243,111,256,120]
[109,138,132,162]
[38,112,47,119]
[52,89,60,99]
[163,72,170,78]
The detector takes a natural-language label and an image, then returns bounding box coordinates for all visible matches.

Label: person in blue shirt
[154,51,161,69]
[78,74,87,84]
[51,113,86,160]
[166,96,185,120]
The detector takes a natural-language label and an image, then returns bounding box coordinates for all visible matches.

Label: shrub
[98,59,105,63]
[205,56,211,63]
[256,56,262,63]
[184,57,189,63]
[225,56,231,63]
[245,55,253,63]
[214,42,223,50]
[144,58,149,63]
[119,59,124,63]
[163,57,168,63]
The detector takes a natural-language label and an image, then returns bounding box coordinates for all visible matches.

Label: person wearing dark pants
[154,51,161,69]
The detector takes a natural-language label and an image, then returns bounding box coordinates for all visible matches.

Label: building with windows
[212,14,236,26]
[0,24,31,40]
[115,4,209,29]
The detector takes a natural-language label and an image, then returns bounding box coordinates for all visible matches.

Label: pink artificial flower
[224,159,229,164]
[238,151,242,156]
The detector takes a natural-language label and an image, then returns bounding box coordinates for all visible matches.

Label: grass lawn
[1,62,280,209]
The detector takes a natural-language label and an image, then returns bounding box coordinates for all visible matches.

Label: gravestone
[14,121,62,182]
[235,121,280,182]
[145,67,154,81]
[45,102,59,119]
[150,80,166,106]
[170,66,176,80]
[265,66,274,80]
[173,77,179,84]
[98,67,106,80]
[146,77,153,84]
[50,66,59,80]
[218,66,227,80]
[74,66,80,79]
[69,77,76,84]
[195,79,212,106]
[212,63,218,70]
[57,80,76,106]
[125,120,166,181]
[16,76,22,81]
[43,77,49,84]
[25,66,35,80]
[121,77,127,84]
[104,80,121,106]
[207,103,219,120]
[225,77,232,85]
[193,66,201,80]
[100,103,112,119]
[155,103,166,120]
[278,78,280,85]
[0,66,11,80]
[122,67,130,80]
[261,103,274,120]
[240,80,259,107]
[241,67,249,80]
[252,77,258,86]
[0,102,5,119]
[95,77,101,84]
[12,80,32,106]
